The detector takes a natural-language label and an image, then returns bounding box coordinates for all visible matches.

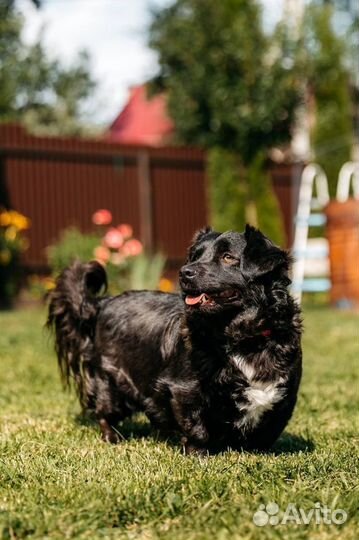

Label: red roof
[107,85,174,146]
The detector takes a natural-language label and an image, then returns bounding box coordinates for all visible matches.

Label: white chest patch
[231,355,286,430]
[231,355,256,381]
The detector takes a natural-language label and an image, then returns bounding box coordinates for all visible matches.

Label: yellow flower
[5,226,17,241]
[158,278,175,293]
[9,211,30,231]
[0,210,30,230]
[0,249,11,265]
[0,212,11,227]
[43,277,56,291]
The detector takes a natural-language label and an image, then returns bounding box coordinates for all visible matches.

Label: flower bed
[46,209,173,294]
[0,209,30,308]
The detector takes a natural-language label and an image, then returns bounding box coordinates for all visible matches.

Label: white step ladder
[336,161,359,202]
[291,164,330,303]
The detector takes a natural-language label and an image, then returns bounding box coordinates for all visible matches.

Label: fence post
[137,150,154,252]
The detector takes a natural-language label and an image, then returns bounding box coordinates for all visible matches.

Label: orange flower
[122,239,143,257]
[94,245,111,264]
[117,224,133,239]
[92,209,112,226]
[158,278,175,293]
[0,211,11,227]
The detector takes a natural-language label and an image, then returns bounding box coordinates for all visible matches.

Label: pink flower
[122,238,143,257]
[103,228,124,249]
[94,245,110,264]
[117,224,133,239]
[92,209,112,226]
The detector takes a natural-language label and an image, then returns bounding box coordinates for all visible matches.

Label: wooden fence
[0,124,301,271]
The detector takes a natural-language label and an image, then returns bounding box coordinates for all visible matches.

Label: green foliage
[149,0,298,241]
[3,1,41,8]
[0,4,22,119]
[313,101,352,195]
[0,4,96,135]
[129,253,166,291]
[46,227,99,276]
[208,149,284,244]
[0,306,358,538]
[0,244,21,308]
[300,4,353,195]
[46,227,166,294]
[247,153,284,246]
[149,0,300,163]
[207,148,246,233]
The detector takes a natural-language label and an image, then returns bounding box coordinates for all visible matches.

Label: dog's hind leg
[95,370,141,444]
[93,373,126,444]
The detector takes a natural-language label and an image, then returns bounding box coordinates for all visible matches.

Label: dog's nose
[180,266,197,280]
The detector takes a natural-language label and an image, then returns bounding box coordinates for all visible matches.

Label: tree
[0,4,96,136]
[3,0,41,9]
[149,0,301,243]
[299,4,354,195]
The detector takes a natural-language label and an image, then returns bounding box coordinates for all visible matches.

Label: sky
[18,0,285,126]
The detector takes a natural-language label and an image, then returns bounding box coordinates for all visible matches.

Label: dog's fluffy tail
[46,260,107,405]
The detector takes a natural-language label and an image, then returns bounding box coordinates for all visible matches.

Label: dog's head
[179,225,291,313]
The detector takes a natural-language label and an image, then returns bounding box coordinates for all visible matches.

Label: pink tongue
[185,293,206,306]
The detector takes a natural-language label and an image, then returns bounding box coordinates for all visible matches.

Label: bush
[0,209,30,308]
[46,210,168,294]
[47,227,99,276]
[128,253,166,291]
[208,149,284,245]
[304,5,353,196]
[247,153,284,246]
[208,148,247,233]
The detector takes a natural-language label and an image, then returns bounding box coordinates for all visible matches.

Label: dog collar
[261,329,272,338]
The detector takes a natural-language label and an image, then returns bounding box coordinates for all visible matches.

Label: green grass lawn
[0,306,358,539]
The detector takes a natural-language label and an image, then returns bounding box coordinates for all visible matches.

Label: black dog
[47,225,302,455]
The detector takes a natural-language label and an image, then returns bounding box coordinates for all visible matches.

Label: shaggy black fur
[47,225,302,455]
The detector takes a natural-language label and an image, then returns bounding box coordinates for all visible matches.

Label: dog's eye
[222,253,235,264]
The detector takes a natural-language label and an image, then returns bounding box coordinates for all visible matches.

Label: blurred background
[0,0,358,308]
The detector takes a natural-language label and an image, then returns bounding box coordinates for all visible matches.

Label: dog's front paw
[98,418,120,444]
[101,430,120,444]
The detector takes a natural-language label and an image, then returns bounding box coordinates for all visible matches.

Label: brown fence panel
[0,125,208,269]
[150,153,207,261]
[0,124,300,270]
[7,156,140,267]
[0,126,145,267]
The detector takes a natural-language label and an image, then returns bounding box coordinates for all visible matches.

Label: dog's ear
[191,227,214,246]
[242,224,290,279]
[187,226,219,260]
